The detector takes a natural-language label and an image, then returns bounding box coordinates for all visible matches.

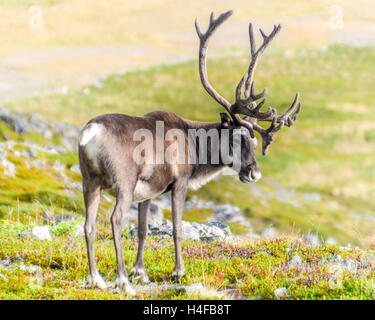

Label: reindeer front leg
[171,181,187,281]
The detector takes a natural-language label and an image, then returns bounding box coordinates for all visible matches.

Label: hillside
[3,44,375,247]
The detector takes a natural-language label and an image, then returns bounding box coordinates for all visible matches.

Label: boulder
[31,226,52,241]
[303,234,321,248]
[261,227,277,238]
[274,287,291,299]
[288,254,303,267]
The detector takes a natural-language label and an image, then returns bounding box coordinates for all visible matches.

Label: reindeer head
[196,10,302,183]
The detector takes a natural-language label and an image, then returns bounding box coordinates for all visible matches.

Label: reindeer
[78,10,301,294]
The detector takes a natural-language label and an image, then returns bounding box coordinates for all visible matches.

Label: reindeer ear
[220,112,231,128]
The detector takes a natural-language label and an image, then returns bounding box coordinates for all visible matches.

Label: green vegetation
[1,218,375,300]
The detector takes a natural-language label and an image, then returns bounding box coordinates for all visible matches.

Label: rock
[184,196,214,210]
[52,161,66,177]
[261,227,276,238]
[303,234,321,248]
[302,192,321,202]
[22,148,38,158]
[177,283,204,295]
[42,210,54,224]
[288,255,303,267]
[199,225,226,242]
[153,194,171,210]
[0,257,11,269]
[325,237,337,246]
[18,264,42,274]
[149,203,163,222]
[127,220,231,242]
[182,222,200,241]
[0,149,16,177]
[55,214,76,224]
[274,287,291,299]
[31,226,52,241]
[74,223,85,238]
[70,164,81,174]
[206,221,231,236]
[358,254,375,269]
[213,204,241,223]
[319,254,342,264]
[327,258,357,273]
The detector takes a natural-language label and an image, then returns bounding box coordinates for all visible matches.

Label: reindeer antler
[195,11,302,152]
[195,11,234,115]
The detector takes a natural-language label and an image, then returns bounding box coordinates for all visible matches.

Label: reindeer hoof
[86,272,107,290]
[115,276,136,295]
[171,269,186,283]
[129,267,150,284]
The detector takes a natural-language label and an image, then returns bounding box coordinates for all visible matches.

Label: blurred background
[0,0,374,247]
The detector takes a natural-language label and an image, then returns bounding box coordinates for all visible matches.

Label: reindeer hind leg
[83,177,106,290]
[130,199,151,284]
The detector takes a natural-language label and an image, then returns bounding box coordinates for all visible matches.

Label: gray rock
[213,204,241,223]
[153,194,171,210]
[288,254,303,267]
[22,148,38,158]
[319,254,342,264]
[327,258,357,273]
[358,254,375,269]
[42,210,54,224]
[0,150,16,177]
[261,227,276,238]
[149,203,163,222]
[55,214,76,224]
[206,221,231,235]
[325,237,337,246]
[70,164,81,174]
[0,257,11,269]
[74,223,85,238]
[184,196,214,210]
[31,226,52,241]
[302,192,321,202]
[303,234,321,247]
[274,287,291,299]
[127,220,231,242]
[18,264,42,274]
[182,223,200,240]
[177,283,204,295]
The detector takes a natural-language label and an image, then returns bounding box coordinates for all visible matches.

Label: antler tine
[248,80,267,100]
[277,92,301,127]
[195,10,234,115]
[252,118,284,156]
[233,23,281,122]
[243,23,281,98]
[251,93,302,155]
[258,92,301,125]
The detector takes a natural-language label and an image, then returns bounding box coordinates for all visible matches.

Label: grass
[1,218,375,300]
